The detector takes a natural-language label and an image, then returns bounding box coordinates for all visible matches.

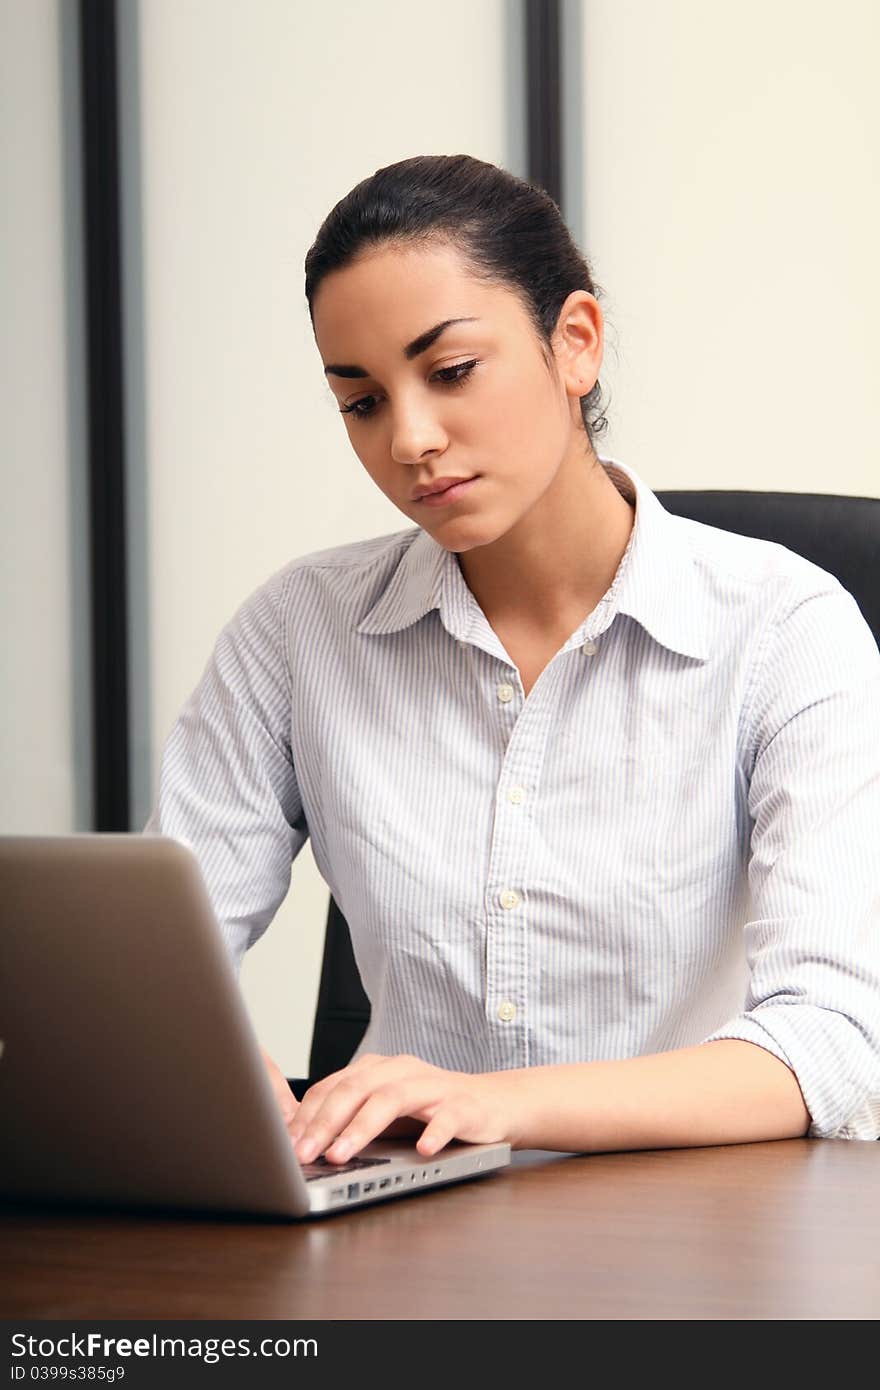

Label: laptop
[0,835,510,1218]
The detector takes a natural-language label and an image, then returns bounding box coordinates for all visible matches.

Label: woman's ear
[553,290,603,398]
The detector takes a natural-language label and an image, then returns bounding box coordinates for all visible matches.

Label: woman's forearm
[285,1041,812,1164]
[503,1039,811,1152]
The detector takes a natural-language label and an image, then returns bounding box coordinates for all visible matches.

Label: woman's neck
[457,453,636,635]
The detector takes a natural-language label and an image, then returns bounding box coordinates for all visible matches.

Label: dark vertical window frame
[504,0,528,179]
[525,0,562,207]
[524,0,585,245]
[559,0,585,250]
[59,0,94,833]
[116,0,153,835]
[78,0,130,831]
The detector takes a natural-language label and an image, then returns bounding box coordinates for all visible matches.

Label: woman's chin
[422,516,504,554]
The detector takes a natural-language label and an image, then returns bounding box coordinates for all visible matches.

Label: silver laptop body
[0,835,510,1218]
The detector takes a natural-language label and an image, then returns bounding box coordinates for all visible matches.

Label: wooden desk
[2,1140,878,1320]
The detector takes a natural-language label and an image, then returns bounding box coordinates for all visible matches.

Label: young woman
[146,154,880,1163]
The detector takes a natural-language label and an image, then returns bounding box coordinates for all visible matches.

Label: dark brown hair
[304,153,610,448]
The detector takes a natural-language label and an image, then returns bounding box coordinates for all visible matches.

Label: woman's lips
[416,476,479,507]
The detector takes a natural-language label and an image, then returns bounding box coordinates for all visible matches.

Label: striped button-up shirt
[145,461,880,1139]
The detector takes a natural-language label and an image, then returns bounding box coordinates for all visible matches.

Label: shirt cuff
[700,1004,880,1140]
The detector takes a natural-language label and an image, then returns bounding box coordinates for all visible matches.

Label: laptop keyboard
[300,1154,393,1183]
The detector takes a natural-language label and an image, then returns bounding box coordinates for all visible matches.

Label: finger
[417,1089,494,1156]
[309,1081,443,1165]
[416,1110,460,1157]
[286,1069,364,1143]
[275,1081,299,1129]
[377,1116,423,1140]
[293,1073,393,1162]
[291,1054,384,1108]
[294,1097,426,1151]
[288,1054,399,1143]
[259,1046,299,1127]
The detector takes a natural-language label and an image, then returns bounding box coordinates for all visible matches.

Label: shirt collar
[355,525,450,637]
[357,459,712,661]
[605,459,712,661]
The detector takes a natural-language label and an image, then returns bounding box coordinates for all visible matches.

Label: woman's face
[312,239,602,554]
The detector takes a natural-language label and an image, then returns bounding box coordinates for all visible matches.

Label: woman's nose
[389,404,448,465]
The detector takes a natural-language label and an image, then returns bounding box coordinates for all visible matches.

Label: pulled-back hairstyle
[304,153,610,449]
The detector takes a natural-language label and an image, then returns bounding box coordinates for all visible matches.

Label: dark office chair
[656,490,879,640]
[289,895,368,1099]
[290,490,879,1098]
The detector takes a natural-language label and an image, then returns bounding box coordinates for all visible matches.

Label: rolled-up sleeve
[701,574,880,1138]
[144,567,307,974]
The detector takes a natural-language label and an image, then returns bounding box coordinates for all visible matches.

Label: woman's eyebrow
[323,317,481,378]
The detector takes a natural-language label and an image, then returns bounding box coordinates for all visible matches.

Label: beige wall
[135,0,514,1074]
[1,0,90,833]
[580,0,880,497]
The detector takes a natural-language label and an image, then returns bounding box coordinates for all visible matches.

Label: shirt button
[499,889,520,910]
[497,1001,516,1023]
[507,786,526,805]
[497,683,515,703]
[581,639,598,656]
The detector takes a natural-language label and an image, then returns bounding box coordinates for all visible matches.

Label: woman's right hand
[259,1044,299,1134]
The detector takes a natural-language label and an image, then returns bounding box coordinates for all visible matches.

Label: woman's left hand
[287,1053,524,1164]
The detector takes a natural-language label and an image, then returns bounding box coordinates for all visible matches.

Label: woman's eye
[339,360,478,420]
[340,395,379,419]
[434,359,478,387]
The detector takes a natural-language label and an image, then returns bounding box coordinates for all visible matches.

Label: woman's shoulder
[672,514,878,683]
[675,510,848,615]
[281,526,421,576]
[227,526,424,633]
[655,508,880,676]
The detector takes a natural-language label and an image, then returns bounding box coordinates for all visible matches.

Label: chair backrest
[655,490,879,641]
[306,490,880,1083]
[308,895,371,1082]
